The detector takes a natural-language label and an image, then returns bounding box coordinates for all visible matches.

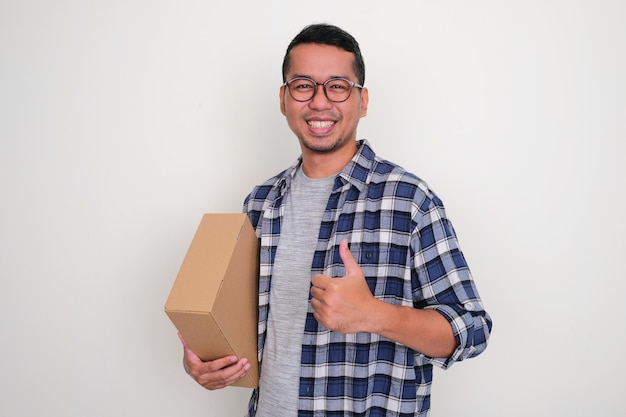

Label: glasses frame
[284,76,364,103]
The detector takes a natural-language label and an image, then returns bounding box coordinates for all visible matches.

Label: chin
[300,136,344,154]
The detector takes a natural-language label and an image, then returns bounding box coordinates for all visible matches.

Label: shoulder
[243,166,294,229]
[351,141,442,211]
[367,155,444,214]
[246,172,285,201]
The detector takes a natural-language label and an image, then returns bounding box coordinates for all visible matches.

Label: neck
[300,142,358,179]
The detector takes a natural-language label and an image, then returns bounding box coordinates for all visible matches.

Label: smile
[307,120,335,128]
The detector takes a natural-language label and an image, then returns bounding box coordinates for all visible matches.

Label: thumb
[338,239,359,277]
[178,332,193,353]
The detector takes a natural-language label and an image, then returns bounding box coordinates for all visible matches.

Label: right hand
[179,332,251,390]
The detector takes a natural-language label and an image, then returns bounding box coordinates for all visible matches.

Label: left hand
[310,239,378,333]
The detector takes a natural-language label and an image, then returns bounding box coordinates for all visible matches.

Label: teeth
[308,120,334,128]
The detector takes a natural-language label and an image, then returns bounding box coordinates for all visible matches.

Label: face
[280,43,368,160]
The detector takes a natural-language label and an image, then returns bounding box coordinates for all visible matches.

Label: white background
[1,1,625,416]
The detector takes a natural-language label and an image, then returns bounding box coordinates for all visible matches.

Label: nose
[309,83,333,110]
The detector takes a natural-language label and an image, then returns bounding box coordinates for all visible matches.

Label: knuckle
[189,367,202,379]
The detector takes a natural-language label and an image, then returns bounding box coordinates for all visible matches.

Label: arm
[179,333,251,390]
[310,239,456,358]
[364,300,456,358]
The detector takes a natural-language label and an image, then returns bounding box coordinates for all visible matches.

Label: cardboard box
[165,213,259,388]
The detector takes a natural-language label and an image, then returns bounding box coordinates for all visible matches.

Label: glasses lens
[324,79,352,102]
[287,78,356,102]
[288,78,316,101]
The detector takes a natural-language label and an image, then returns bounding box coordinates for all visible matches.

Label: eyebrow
[290,73,353,81]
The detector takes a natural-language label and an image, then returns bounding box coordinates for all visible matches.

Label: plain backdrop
[1,1,625,416]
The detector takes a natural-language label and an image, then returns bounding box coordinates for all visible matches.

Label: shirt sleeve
[410,195,492,369]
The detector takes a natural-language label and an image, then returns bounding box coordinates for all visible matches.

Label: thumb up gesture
[310,239,379,334]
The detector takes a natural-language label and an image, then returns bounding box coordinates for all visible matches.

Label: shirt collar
[277,139,376,194]
[337,139,375,193]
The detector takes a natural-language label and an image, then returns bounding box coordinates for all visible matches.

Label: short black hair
[281,23,365,86]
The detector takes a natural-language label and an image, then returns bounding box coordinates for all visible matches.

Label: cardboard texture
[165,213,259,388]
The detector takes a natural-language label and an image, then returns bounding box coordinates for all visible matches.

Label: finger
[310,284,325,301]
[179,333,199,361]
[179,332,200,358]
[179,332,238,369]
[179,334,204,365]
[204,355,240,372]
[178,331,187,346]
[338,238,359,275]
[210,358,251,388]
[196,357,250,390]
[187,355,241,381]
[311,273,329,289]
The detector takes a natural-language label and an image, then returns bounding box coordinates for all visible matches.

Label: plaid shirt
[244,140,492,417]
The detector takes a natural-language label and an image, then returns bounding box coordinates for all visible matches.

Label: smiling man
[280,42,368,177]
[180,23,493,417]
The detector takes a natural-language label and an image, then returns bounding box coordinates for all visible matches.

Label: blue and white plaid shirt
[244,140,492,417]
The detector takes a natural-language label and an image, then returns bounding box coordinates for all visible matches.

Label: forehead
[287,43,357,79]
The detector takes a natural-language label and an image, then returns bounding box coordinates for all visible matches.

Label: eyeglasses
[284,77,363,103]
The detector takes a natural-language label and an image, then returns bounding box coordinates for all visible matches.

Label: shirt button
[464,302,475,311]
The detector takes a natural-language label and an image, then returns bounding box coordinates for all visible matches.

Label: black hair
[281,23,365,86]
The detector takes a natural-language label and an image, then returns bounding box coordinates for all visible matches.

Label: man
[181,23,492,417]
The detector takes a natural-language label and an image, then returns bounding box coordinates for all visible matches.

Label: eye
[292,79,314,90]
[326,79,350,90]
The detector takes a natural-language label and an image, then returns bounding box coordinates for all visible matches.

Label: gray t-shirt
[255,167,335,417]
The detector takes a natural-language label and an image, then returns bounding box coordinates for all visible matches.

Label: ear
[279,84,287,116]
[359,87,369,117]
